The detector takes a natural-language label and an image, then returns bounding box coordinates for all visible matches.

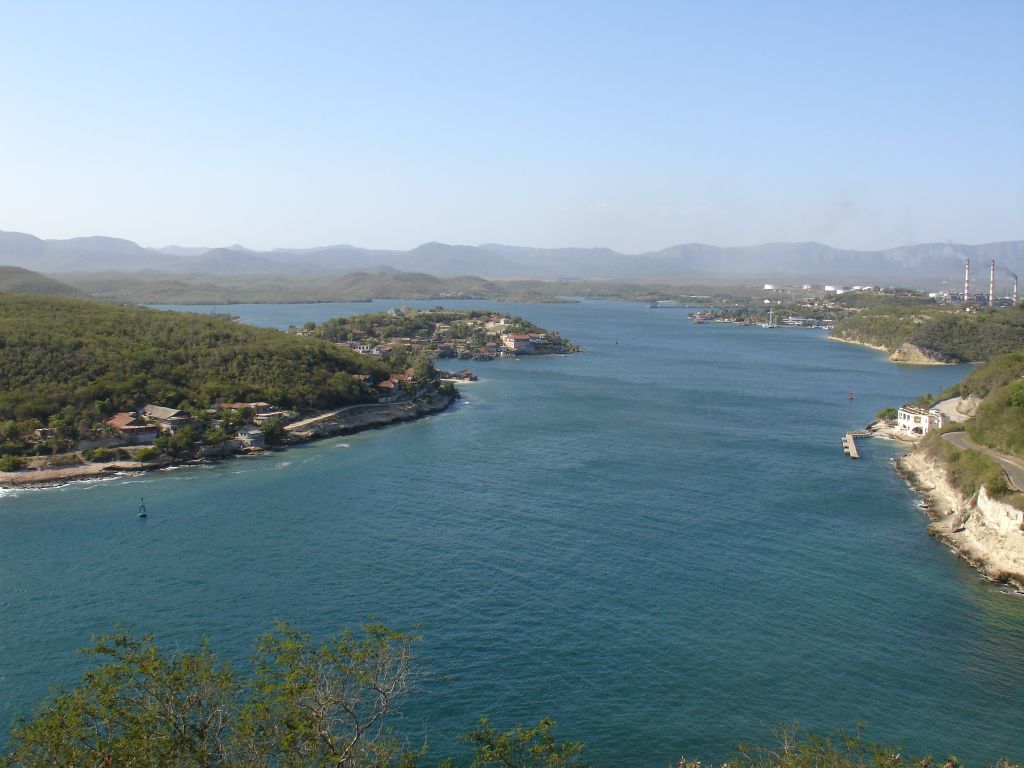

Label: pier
[842,433,860,459]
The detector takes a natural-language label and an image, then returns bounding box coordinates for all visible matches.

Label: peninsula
[301,306,580,361]
[0,292,575,488]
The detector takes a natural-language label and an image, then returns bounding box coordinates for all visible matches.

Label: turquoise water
[2,300,1022,764]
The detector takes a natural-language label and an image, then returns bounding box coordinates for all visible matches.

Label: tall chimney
[964,259,970,304]
[990,259,996,308]
[1015,277,1018,306]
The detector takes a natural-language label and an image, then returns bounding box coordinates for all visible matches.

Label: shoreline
[894,447,1024,590]
[0,391,458,492]
[828,334,963,366]
[826,335,890,354]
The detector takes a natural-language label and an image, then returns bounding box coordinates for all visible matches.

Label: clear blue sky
[1,1,1021,252]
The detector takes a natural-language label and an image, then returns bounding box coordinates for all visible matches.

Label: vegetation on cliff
[921,433,1015,501]
[930,351,1024,460]
[5,624,1018,768]
[832,306,1024,363]
[908,352,1024,509]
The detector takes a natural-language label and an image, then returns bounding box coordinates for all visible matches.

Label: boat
[138,497,147,518]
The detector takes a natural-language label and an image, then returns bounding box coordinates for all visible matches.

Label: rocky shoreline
[0,391,458,491]
[828,334,952,365]
[895,448,1024,589]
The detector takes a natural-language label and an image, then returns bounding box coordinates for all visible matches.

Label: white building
[897,405,947,437]
[236,427,266,449]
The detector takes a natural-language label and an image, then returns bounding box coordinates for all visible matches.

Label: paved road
[942,431,1024,491]
[284,403,388,432]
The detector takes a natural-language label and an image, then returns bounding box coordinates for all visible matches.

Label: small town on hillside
[292,307,580,362]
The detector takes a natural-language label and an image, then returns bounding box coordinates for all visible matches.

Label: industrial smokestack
[990,259,996,308]
[1015,277,1018,306]
[964,259,970,304]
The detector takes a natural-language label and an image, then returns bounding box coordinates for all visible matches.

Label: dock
[842,433,860,459]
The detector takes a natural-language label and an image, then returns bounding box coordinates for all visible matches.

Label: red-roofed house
[377,379,399,403]
[105,412,160,444]
[501,333,541,352]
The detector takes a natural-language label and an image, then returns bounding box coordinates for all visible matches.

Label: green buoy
[138,497,147,518]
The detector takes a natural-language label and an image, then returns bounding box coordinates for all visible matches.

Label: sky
[1,1,1022,253]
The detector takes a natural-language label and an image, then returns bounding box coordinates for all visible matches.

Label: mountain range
[1,229,1022,286]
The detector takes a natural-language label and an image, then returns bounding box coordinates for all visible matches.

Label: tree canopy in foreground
[5,624,1019,768]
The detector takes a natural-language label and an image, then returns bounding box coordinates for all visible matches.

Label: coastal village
[0,307,576,488]
[293,306,579,362]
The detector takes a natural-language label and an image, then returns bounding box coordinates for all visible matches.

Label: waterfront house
[501,333,538,352]
[215,401,276,416]
[236,426,266,449]
[377,379,400,403]
[897,406,948,437]
[252,409,295,425]
[105,412,160,444]
[141,404,192,431]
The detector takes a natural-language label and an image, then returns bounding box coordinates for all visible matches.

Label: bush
[260,418,285,445]
[875,407,898,423]
[45,453,81,468]
[0,453,25,471]
[154,425,199,460]
[133,446,160,463]
[82,447,115,462]
[924,437,1009,499]
[201,427,230,446]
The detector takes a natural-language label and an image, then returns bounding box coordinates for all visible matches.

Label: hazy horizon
[2,2,1022,253]
[5,225,1023,256]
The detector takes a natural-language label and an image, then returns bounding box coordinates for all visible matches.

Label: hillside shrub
[0,454,25,471]
[82,447,115,462]
[133,447,160,463]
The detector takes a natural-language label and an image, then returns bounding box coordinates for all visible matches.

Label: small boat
[138,497,147,518]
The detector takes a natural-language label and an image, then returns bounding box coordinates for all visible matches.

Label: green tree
[154,425,199,460]
[411,351,437,385]
[0,453,25,471]
[6,623,424,768]
[260,418,286,446]
[875,407,898,423]
[236,622,424,768]
[134,446,160,463]
[6,632,238,768]
[446,718,588,768]
[202,426,230,446]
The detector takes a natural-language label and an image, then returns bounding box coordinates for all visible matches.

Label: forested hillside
[0,293,388,435]
[58,270,572,304]
[0,266,84,297]
[832,306,1024,363]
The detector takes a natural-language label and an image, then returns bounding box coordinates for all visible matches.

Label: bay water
[1,300,1022,764]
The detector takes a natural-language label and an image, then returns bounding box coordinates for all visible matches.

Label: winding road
[942,431,1024,491]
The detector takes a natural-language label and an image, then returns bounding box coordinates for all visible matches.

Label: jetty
[842,432,860,459]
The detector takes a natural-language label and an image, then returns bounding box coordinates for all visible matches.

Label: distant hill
[2,228,1022,285]
[57,270,573,304]
[0,266,84,297]
[0,292,390,428]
